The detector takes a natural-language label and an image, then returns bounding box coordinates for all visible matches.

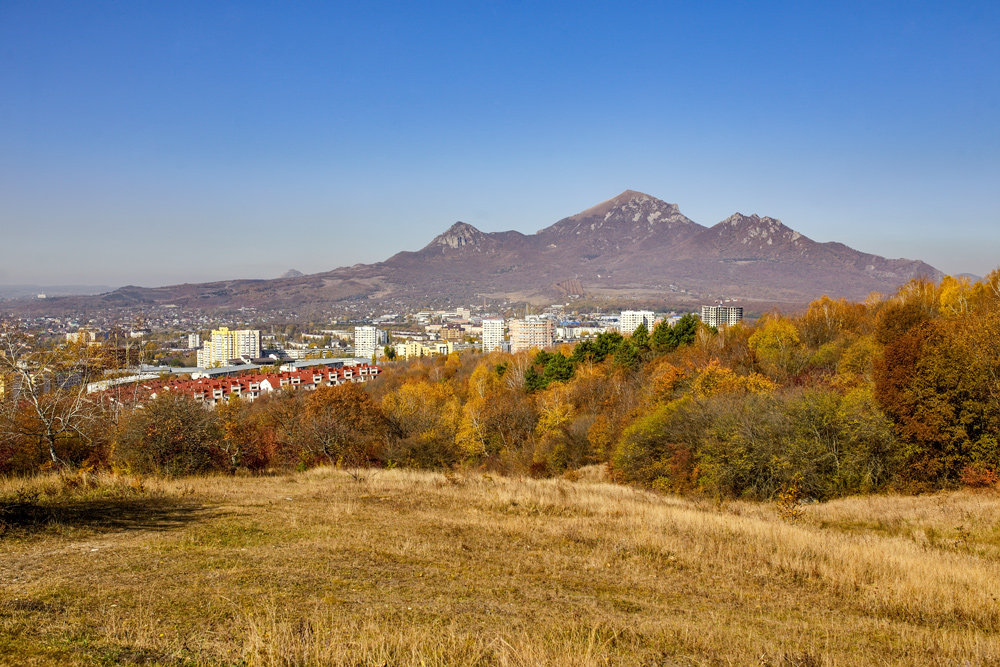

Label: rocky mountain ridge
[8,191,942,314]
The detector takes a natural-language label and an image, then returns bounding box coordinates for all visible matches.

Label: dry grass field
[2,467,999,665]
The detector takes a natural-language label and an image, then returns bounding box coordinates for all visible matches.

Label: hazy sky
[1,1,998,287]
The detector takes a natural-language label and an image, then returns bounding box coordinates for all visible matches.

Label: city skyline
[2,2,998,286]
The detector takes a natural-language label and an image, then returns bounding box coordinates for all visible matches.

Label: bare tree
[99,322,156,424]
[0,318,103,467]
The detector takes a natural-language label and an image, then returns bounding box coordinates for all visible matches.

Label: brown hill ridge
[15,190,942,312]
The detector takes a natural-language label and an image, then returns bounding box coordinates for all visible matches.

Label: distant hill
[7,191,942,313]
[0,284,116,301]
[280,269,305,279]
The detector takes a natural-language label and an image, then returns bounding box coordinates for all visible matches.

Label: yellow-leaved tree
[533,383,578,473]
[382,379,461,467]
[456,360,536,468]
[689,360,776,399]
[748,315,805,380]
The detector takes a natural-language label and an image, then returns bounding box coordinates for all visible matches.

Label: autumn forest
[3,272,999,501]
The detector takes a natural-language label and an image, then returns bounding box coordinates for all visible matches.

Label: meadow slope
[2,468,999,665]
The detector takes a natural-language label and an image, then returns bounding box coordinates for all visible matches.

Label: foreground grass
[1,469,999,665]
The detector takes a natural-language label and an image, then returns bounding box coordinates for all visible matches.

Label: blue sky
[1,1,998,286]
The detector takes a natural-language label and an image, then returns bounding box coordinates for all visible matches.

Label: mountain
[7,191,942,314]
[280,269,304,279]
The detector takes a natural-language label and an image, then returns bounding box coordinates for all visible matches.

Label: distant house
[106,363,381,408]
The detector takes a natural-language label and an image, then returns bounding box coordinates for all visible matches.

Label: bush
[611,395,703,493]
[217,397,277,472]
[300,384,390,468]
[612,386,901,501]
[114,393,223,475]
[382,381,461,468]
[960,462,999,488]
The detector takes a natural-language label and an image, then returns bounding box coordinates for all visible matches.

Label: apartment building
[481,318,505,352]
[619,310,656,335]
[139,364,381,408]
[393,340,454,360]
[65,328,99,344]
[439,323,466,342]
[353,325,387,359]
[508,317,554,353]
[700,305,744,328]
[197,327,261,368]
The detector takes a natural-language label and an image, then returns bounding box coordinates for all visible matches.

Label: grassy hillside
[2,468,999,665]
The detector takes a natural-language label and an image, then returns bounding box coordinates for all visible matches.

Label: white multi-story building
[188,333,201,349]
[556,325,614,340]
[197,328,261,367]
[508,317,555,353]
[66,328,98,344]
[700,305,744,328]
[619,310,656,335]
[354,325,382,359]
[481,318,505,352]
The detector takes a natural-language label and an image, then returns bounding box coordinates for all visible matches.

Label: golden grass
[2,468,999,665]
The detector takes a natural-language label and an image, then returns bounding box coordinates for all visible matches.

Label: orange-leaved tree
[300,383,390,468]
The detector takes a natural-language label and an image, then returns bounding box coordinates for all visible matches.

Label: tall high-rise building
[481,318,505,352]
[508,317,554,353]
[354,325,380,359]
[619,310,656,335]
[700,305,743,328]
[188,333,201,349]
[197,327,260,367]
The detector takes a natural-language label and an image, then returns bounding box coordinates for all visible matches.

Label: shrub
[300,384,390,468]
[959,462,999,488]
[382,380,461,467]
[114,393,223,475]
[217,397,277,472]
[612,395,703,492]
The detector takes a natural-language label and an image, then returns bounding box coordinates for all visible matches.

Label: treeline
[2,272,999,499]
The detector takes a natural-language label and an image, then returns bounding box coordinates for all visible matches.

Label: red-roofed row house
[121,364,380,408]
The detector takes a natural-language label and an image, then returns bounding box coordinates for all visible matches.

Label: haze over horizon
[2,2,998,287]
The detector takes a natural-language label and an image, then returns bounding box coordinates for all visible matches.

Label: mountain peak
[581,189,678,218]
[711,213,807,246]
[280,268,304,279]
[427,221,487,250]
[540,190,700,238]
[611,189,652,201]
